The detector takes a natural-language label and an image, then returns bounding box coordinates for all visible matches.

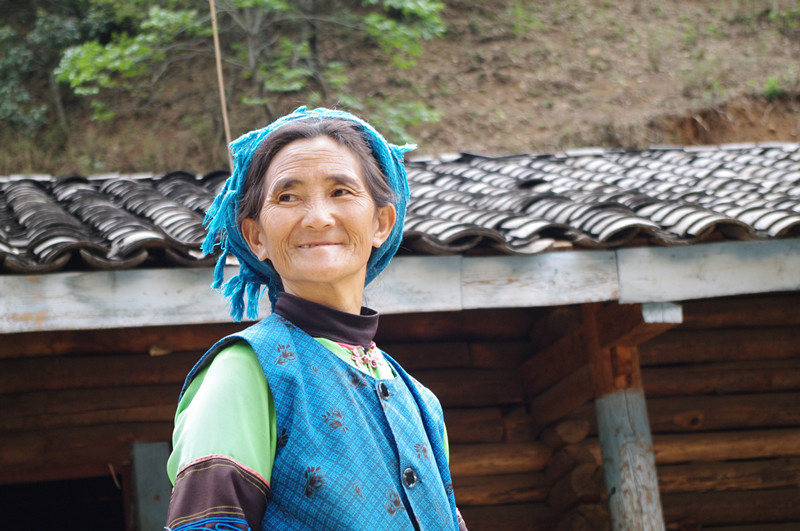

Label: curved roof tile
[2,142,800,273]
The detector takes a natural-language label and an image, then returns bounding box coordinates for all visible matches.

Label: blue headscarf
[202,106,414,321]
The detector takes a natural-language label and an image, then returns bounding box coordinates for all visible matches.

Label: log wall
[3,292,799,530]
[568,292,800,529]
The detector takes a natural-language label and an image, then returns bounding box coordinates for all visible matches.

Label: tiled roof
[2,143,800,274]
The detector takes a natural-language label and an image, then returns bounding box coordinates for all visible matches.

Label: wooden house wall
[562,292,800,530]
[2,292,799,530]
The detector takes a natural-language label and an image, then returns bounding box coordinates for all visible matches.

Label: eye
[331,188,351,197]
[277,192,296,202]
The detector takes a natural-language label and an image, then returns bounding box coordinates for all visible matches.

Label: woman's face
[241,136,396,312]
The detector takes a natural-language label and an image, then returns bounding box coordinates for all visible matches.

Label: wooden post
[596,386,663,530]
[131,441,171,531]
[586,303,678,531]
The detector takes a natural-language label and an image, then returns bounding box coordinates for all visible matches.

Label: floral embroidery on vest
[384,487,406,516]
[276,344,295,365]
[303,466,327,498]
[322,409,348,432]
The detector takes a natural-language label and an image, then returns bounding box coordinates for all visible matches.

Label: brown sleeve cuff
[166,455,269,530]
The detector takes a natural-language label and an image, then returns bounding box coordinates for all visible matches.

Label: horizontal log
[387,341,534,370]
[545,444,597,484]
[642,358,800,397]
[658,457,800,493]
[546,462,604,513]
[540,419,590,449]
[1,323,245,359]
[458,502,557,531]
[702,523,800,531]
[502,405,540,443]
[521,326,590,397]
[469,341,534,369]
[681,293,800,329]
[0,352,198,394]
[585,429,800,465]
[0,422,173,476]
[377,308,540,343]
[383,342,471,370]
[573,393,800,434]
[662,488,800,526]
[556,503,610,531]
[454,472,551,506]
[444,408,505,444]
[449,443,551,478]
[0,385,178,431]
[528,306,581,352]
[640,327,800,366]
[531,365,593,425]
[415,368,524,407]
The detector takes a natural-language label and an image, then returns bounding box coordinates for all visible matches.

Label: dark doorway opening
[1,475,126,530]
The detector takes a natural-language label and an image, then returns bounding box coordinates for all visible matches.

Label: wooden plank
[453,472,551,506]
[595,302,681,351]
[639,327,800,365]
[377,308,539,343]
[0,385,177,431]
[641,359,800,397]
[661,488,800,526]
[681,292,800,329]
[572,392,800,434]
[449,443,551,477]
[443,408,505,444]
[646,392,800,433]
[584,429,800,465]
[131,441,171,531]
[0,422,173,474]
[0,352,197,393]
[520,325,590,397]
[595,388,665,530]
[0,268,247,333]
[546,462,605,513]
[539,419,590,449]
[530,365,593,426]
[618,239,800,304]
[657,457,800,494]
[469,341,534,369]
[502,405,540,443]
[414,368,524,407]
[381,342,471,370]
[458,502,558,531]
[366,255,462,313]
[462,251,619,309]
[0,323,243,359]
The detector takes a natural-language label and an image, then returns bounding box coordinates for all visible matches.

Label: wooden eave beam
[523,301,683,399]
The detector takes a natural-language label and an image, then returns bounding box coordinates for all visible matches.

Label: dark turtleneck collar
[273,292,379,349]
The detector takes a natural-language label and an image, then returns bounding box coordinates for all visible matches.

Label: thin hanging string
[209,0,233,170]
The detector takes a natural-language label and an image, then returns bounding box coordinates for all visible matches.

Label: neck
[283,280,365,315]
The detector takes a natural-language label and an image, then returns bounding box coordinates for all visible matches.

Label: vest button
[402,467,417,487]
[378,382,390,400]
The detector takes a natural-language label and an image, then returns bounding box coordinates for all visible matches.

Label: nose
[302,197,335,230]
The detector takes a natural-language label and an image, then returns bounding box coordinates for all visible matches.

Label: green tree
[54,0,445,137]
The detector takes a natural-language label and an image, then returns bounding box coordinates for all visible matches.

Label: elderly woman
[166,107,468,530]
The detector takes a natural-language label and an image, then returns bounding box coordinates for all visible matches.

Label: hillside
[3,0,800,174]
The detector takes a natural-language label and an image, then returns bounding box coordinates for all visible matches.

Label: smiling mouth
[299,243,338,248]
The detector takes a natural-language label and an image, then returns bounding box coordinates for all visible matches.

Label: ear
[372,204,397,249]
[241,217,270,261]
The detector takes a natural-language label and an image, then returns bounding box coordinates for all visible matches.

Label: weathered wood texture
[595,389,664,530]
[661,488,800,526]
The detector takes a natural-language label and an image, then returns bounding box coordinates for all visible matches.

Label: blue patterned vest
[181,314,460,530]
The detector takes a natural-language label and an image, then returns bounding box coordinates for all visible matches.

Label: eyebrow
[268,174,361,192]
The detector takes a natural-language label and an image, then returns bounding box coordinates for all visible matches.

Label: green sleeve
[167,342,276,485]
